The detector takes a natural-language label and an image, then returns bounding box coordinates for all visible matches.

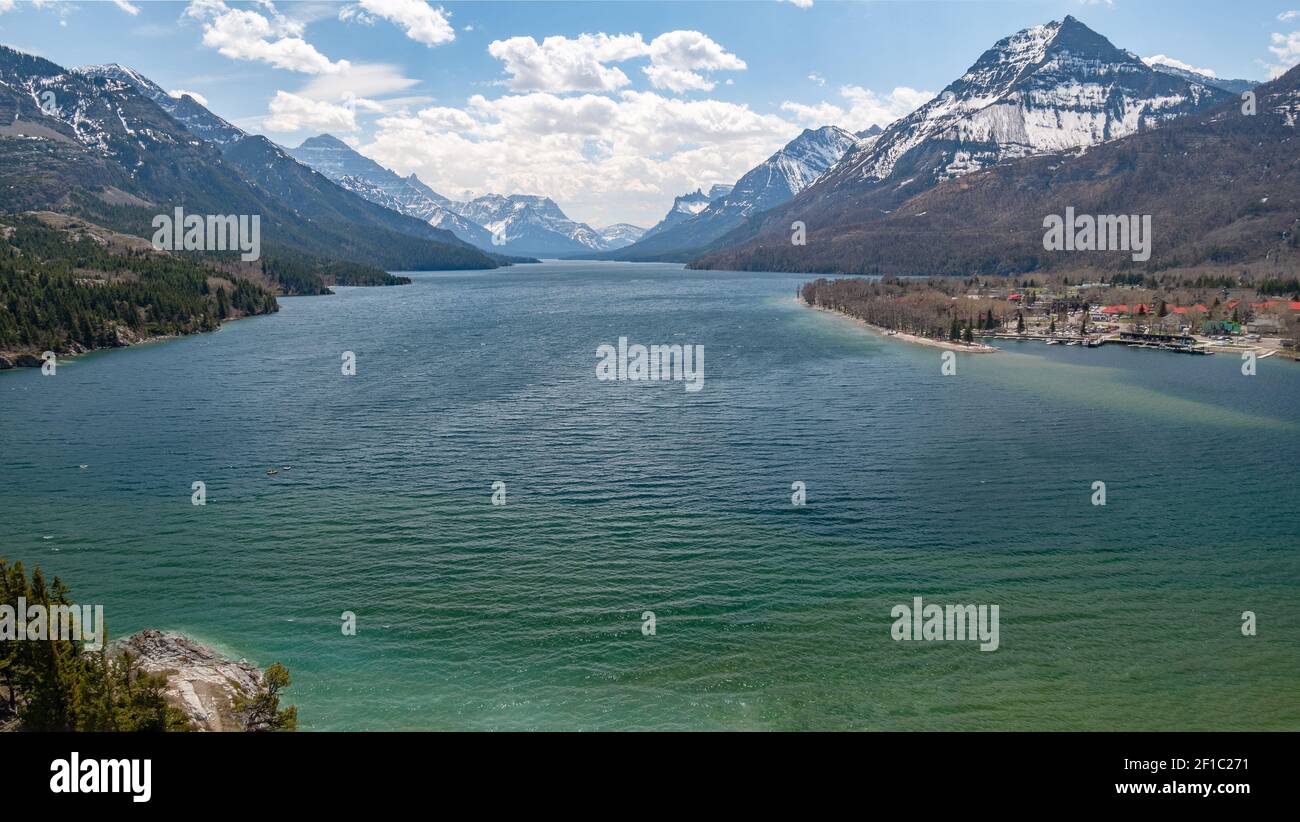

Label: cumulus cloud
[343,0,454,46]
[781,84,931,132]
[487,30,745,94]
[1143,54,1216,77]
[184,0,349,74]
[643,30,746,92]
[263,90,358,132]
[1267,29,1300,78]
[168,88,210,106]
[779,0,814,8]
[363,89,798,225]
[0,0,15,13]
[488,33,647,92]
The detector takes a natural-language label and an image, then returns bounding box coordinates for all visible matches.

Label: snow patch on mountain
[596,223,646,248]
[822,16,1231,190]
[448,194,614,254]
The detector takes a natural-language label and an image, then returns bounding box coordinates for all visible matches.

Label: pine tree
[0,561,194,731]
[236,663,298,731]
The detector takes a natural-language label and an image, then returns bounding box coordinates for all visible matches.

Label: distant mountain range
[1144,58,1258,95]
[286,134,644,257]
[0,50,501,291]
[637,183,736,242]
[600,125,858,261]
[2,13,1282,287]
[595,223,647,249]
[692,15,1271,275]
[285,134,502,251]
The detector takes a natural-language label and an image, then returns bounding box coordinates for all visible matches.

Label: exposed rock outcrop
[117,630,262,732]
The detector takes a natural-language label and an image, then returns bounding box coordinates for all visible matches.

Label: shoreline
[0,326,232,372]
[117,630,263,732]
[802,299,1000,353]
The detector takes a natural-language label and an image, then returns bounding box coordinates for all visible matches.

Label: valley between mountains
[2,15,1297,368]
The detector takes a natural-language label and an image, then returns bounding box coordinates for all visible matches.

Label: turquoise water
[2,261,1297,730]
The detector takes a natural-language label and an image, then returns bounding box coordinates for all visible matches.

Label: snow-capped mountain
[612,125,857,259]
[639,189,713,240]
[726,125,859,212]
[287,135,621,255]
[0,47,497,274]
[71,65,492,261]
[692,17,1247,275]
[287,134,496,249]
[1142,58,1257,95]
[596,223,647,249]
[448,194,610,256]
[696,62,1300,278]
[817,16,1230,194]
[75,63,245,146]
[290,134,448,207]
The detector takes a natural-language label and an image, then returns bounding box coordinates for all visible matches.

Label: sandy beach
[803,300,1000,353]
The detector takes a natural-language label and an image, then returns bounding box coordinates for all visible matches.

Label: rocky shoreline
[117,630,263,732]
[0,329,200,371]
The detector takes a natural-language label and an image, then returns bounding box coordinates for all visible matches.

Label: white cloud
[808,72,825,87]
[364,89,800,226]
[350,0,453,46]
[112,0,141,14]
[779,0,814,8]
[338,6,375,26]
[1143,54,1216,78]
[168,88,210,106]
[643,65,715,93]
[1280,11,1298,21]
[781,84,931,132]
[0,0,15,13]
[1267,29,1300,78]
[24,0,76,25]
[264,90,358,132]
[643,30,746,92]
[488,33,646,92]
[185,0,348,74]
[487,30,744,94]
[295,62,419,101]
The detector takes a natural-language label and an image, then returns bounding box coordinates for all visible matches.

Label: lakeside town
[801,274,1300,360]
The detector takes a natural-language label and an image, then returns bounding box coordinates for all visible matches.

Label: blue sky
[2,0,1296,226]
